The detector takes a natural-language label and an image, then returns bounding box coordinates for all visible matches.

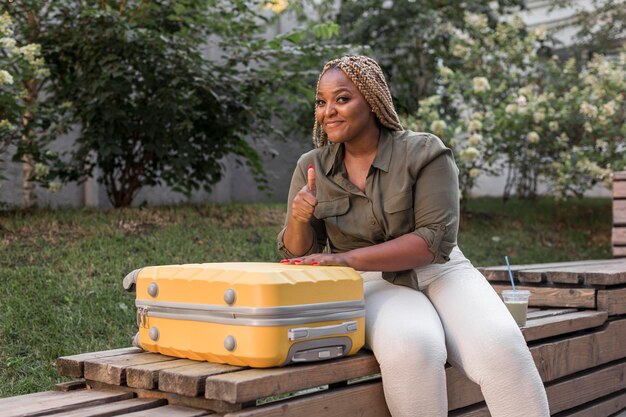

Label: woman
[277,55,549,417]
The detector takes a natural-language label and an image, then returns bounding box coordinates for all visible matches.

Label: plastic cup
[501,289,530,327]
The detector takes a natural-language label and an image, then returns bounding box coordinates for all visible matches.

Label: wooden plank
[616,200,626,224]
[522,261,626,286]
[56,347,143,378]
[86,380,242,414]
[614,228,626,245]
[491,285,596,308]
[0,389,133,417]
[546,360,626,414]
[159,362,243,397]
[532,318,626,382]
[204,351,380,404]
[598,288,626,315]
[522,311,608,342]
[446,367,482,411]
[450,406,489,417]
[615,246,626,257]
[615,180,626,198]
[478,259,620,282]
[615,172,626,181]
[517,259,626,285]
[222,380,391,417]
[122,405,218,416]
[54,380,87,392]
[84,352,178,386]
[559,390,626,417]
[526,308,576,319]
[127,358,200,390]
[52,398,167,417]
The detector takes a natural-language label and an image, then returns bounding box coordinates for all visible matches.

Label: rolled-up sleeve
[277,158,328,258]
[411,148,459,264]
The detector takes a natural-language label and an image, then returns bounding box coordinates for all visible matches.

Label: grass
[0,197,613,397]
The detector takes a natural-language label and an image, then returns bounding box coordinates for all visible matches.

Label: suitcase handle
[288,321,358,341]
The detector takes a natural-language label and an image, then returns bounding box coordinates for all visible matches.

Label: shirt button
[370,220,376,225]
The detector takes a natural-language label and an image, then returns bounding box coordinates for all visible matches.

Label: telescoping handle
[288,321,358,341]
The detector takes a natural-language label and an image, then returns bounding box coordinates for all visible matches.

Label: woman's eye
[315,99,325,107]
[337,96,349,103]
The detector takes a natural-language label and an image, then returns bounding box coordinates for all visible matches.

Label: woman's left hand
[280,253,351,267]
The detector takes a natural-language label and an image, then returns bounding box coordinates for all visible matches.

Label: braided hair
[312,55,403,148]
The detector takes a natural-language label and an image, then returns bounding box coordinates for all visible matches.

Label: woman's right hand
[291,165,317,224]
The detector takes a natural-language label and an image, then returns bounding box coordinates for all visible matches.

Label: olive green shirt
[277,128,460,289]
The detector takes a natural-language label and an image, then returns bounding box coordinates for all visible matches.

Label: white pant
[361,247,550,417]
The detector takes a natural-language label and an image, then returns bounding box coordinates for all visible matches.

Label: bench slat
[532,318,626,382]
[478,259,622,283]
[490,285,596,308]
[598,288,626,315]
[518,260,626,286]
[615,200,626,224]
[53,398,167,417]
[56,347,143,378]
[0,389,133,417]
[204,351,379,404]
[526,308,576,319]
[222,380,390,417]
[127,358,200,390]
[159,362,243,397]
[84,352,178,386]
[559,390,626,417]
[613,228,626,245]
[522,310,608,342]
[104,403,217,417]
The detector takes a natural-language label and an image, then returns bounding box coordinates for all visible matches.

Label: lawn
[0,197,613,397]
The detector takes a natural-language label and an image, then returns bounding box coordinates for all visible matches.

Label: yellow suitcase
[123,262,365,368]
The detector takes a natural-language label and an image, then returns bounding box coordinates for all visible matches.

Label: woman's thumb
[307,164,316,196]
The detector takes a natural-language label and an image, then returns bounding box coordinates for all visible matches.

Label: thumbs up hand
[291,164,318,224]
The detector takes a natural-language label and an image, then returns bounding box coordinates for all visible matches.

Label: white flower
[0,69,13,85]
[0,12,13,36]
[534,25,547,41]
[471,112,484,121]
[34,163,50,178]
[549,121,559,132]
[1,37,16,50]
[439,66,454,80]
[468,120,482,132]
[48,182,63,193]
[470,168,481,178]
[430,120,447,136]
[16,43,41,65]
[468,133,483,146]
[505,103,517,114]
[473,77,490,93]
[602,101,616,117]
[533,112,545,124]
[580,102,598,118]
[464,13,488,31]
[527,131,540,144]
[518,86,533,97]
[452,43,471,58]
[0,119,15,130]
[516,95,527,107]
[584,122,593,133]
[460,147,480,162]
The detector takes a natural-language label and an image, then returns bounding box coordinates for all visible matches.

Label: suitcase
[123,262,365,368]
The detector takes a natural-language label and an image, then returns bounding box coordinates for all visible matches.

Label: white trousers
[361,247,550,417]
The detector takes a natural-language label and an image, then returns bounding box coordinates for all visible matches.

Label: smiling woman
[276,55,550,417]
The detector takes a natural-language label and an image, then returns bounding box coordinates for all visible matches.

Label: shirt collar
[321,127,394,176]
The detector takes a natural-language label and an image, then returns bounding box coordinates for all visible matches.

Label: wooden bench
[614,171,626,257]
[2,258,626,417]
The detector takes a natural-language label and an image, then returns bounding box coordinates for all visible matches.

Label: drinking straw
[505,255,516,291]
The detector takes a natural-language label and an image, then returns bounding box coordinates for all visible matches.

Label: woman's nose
[324,102,337,117]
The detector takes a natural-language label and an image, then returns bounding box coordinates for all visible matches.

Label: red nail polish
[308,164,313,169]
[311,262,319,265]
[294,260,302,264]
[280,259,290,263]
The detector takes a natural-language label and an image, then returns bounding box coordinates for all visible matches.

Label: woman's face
[315,68,378,144]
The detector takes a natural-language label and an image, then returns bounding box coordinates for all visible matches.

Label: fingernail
[311,262,319,265]
[308,164,313,169]
[280,259,290,263]
[294,260,302,264]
